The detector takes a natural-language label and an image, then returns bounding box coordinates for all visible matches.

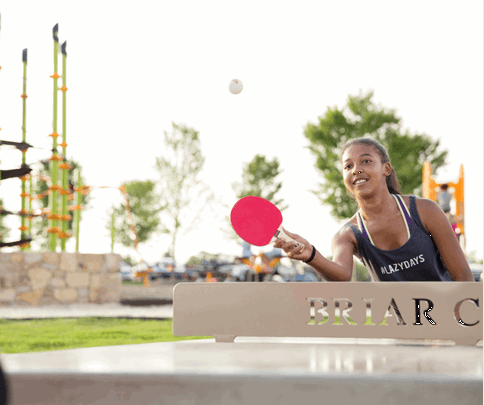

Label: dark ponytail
[340,137,401,196]
[386,168,401,195]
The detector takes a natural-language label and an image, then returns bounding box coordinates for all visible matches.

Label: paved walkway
[0,304,340,321]
[0,303,174,319]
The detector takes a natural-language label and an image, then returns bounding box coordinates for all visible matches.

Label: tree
[186,255,202,266]
[186,251,232,268]
[232,154,286,209]
[108,180,162,250]
[225,154,287,243]
[304,90,448,220]
[154,122,213,261]
[121,255,137,267]
[31,160,90,250]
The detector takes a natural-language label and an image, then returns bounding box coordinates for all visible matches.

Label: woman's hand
[273,228,312,262]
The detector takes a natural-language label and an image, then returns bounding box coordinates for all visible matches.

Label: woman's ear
[383,162,393,177]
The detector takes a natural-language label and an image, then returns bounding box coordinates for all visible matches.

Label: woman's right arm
[274,227,355,282]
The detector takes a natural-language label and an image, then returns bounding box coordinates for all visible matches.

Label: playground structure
[0,20,143,266]
[0,21,72,251]
[422,161,465,250]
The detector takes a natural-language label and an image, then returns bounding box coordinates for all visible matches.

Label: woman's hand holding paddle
[274,228,312,262]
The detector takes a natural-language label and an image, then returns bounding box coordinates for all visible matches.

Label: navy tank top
[346,195,453,282]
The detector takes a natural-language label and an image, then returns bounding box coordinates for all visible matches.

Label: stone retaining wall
[0,252,121,306]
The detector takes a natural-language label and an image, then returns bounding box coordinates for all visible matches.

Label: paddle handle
[273,226,305,251]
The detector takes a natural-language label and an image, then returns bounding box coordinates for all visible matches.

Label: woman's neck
[356,191,397,221]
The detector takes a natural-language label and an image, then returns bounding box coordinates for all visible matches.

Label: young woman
[274,138,474,282]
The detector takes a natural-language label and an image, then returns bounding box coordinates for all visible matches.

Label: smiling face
[341,143,392,197]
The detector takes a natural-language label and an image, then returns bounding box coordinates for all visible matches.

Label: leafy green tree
[232,154,286,209]
[31,160,90,250]
[355,261,371,281]
[108,180,162,250]
[155,122,213,261]
[186,255,202,266]
[304,90,448,220]
[121,255,137,267]
[186,251,231,267]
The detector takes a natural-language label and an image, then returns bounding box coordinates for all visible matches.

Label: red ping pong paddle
[230,196,304,249]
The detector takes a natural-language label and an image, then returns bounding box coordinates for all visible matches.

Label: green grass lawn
[0,318,211,354]
[122,280,144,286]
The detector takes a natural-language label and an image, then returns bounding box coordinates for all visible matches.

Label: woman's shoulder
[409,195,441,212]
[332,214,359,256]
[398,194,439,211]
[400,195,442,231]
[332,214,359,247]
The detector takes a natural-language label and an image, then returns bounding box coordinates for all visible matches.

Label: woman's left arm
[416,198,474,281]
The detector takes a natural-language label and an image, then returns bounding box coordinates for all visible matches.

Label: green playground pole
[49,24,60,251]
[75,170,81,252]
[28,174,33,249]
[60,41,68,251]
[20,49,28,250]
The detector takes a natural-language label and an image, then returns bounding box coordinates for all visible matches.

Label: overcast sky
[0,1,482,264]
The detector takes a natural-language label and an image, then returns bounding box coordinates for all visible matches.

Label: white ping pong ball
[229,79,243,95]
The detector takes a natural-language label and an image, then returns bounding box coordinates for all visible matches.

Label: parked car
[160,257,176,272]
[295,266,320,282]
[174,263,186,280]
[218,264,236,274]
[231,263,251,281]
[132,261,150,272]
[276,265,297,282]
[131,261,154,280]
[185,264,204,279]
[120,261,135,281]
[150,257,177,279]
[150,264,166,280]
